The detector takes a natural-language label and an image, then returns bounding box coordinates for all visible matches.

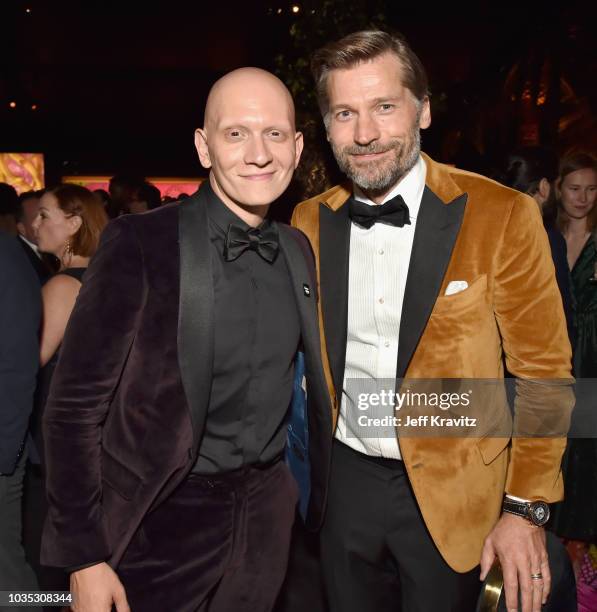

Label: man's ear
[419,96,431,130]
[16,221,26,236]
[538,177,551,201]
[294,131,304,169]
[195,128,211,169]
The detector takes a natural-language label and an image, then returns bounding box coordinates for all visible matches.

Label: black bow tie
[348,194,411,229]
[224,222,279,263]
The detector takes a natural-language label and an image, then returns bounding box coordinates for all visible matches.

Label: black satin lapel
[278,225,333,450]
[319,202,351,397]
[396,187,467,378]
[177,189,214,450]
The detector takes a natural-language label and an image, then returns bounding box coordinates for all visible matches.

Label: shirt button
[378,249,384,255]
[378,297,384,304]
[384,340,390,348]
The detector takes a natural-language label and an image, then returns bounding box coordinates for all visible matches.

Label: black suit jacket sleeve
[0,234,41,474]
[547,228,576,348]
[42,218,145,567]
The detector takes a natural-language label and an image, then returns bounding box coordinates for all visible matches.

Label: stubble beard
[331,123,421,199]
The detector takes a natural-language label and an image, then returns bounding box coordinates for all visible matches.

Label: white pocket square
[445,280,468,296]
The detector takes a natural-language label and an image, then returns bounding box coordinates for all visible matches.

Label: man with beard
[292,31,573,612]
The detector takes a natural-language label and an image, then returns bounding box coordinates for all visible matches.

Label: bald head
[204,67,296,131]
[195,67,303,223]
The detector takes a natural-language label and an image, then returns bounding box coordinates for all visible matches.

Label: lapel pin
[303,283,311,297]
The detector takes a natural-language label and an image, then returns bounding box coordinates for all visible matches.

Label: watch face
[530,501,550,526]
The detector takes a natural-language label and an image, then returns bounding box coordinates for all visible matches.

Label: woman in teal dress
[549,153,597,605]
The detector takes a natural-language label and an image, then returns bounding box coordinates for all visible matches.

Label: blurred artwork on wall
[0,153,45,193]
[62,176,203,199]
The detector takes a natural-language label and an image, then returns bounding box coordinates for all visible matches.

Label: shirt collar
[19,234,41,257]
[353,155,427,221]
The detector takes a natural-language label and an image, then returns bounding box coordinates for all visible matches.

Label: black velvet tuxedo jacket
[41,187,332,569]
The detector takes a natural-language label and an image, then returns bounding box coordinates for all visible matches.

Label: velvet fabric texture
[291,153,574,573]
[41,186,332,573]
[119,460,298,612]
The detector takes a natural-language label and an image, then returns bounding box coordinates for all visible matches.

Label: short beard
[331,120,421,199]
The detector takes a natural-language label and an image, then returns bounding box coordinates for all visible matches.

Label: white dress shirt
[336,156,426,459]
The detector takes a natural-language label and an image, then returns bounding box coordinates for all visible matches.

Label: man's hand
[480,513,549,612]
[70,562,130,612]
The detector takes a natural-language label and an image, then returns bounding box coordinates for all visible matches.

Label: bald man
[41,68,332,612]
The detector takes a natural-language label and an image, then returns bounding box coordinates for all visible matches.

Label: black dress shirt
[193,184,301,473]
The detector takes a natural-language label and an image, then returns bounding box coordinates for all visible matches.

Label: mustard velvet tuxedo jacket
[291,152,574,572]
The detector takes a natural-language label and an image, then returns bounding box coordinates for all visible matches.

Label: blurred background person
[23,184,108,594]
[548,152,597,609]
[127,181,162,214]
[16,190,56,285]
[0,232,42,611]
[93,188,111,214]
[107,174,144,218]
[496,147,575,345]
[497,148,558,215]
[34,184,108,372]
[0,183,19,236]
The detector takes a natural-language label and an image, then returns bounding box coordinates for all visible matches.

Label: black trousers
[321,440,481,612]
[118,459,298,612]
[274,518,327,612]
[0,453,41,612]
[22,462,69,605]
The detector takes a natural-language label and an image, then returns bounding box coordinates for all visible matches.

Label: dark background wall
[1,0,595,186]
